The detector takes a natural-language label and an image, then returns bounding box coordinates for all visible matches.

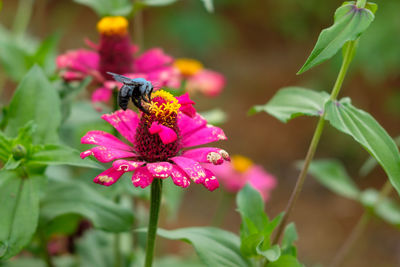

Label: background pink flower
[206,155,277,201]
[56,16,180,109]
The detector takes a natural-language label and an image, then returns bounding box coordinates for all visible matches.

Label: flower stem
[329,180,393,267]
[212,192,233,227]
[272,40,358,245]
[12,0,34,38]
[144,179,163,267]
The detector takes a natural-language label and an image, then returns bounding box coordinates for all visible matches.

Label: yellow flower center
[142,90,181,128]
[232,155,254,173]
[97,16,128,36]
[174,58,204,76]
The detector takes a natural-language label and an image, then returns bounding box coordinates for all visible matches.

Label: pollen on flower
[97,175,114,183]
[97,16,128,36]
[207,152,223,164]
[232,155,254,173]
[174,58,204,76]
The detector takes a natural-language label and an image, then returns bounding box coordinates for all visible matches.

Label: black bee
[107,72,153,113]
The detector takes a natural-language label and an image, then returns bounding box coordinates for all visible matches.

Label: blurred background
[1,0,400,266]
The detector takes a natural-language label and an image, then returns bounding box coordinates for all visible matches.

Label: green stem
[12,0,34,38]
[212,192,233,227]
[112,90,121,267]
[356,0,367,8]
[144,179,163,267]
[272,40,358,245]
[329,180,393,267]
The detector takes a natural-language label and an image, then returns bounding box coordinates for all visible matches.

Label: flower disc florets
[135,91,181,162]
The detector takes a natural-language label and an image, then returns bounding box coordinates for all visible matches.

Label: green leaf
[256,243,280,262]
[307,159,360,199]
[360,189,400,227]
[31,34,60,77]
[266,255,303,267]
[249,87,329,123]
[3,156,22,171]
[40,177,133,232]
[5,66,61,144]
[0,131,12,162]
[0,171,44,260]
[298,3,375,74]
[325,99,400,197]
[281,223,298,256]
[199,108,227,126]
[74,0,132,16]
[200,0,214,12]
[359,137,400,177]
[157,227,251,267]
[139,0,178,6]
[28,144,102,169]
[0,27,31,81]
[237,184,268,233]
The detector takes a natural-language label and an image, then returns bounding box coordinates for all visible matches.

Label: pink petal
[92,87,113,103]
[113,159,144,172]
[171,156,207,184]
[187,69,225,97]
[147,66,181,88]
[134,48,173,73]
[81,130,132,151]
[178,113,207,137]
[181,125,227,148]
[80,146,136,163]
[204,162,246,192]
[170,165,191,188]
[61,71,86,81]
[57,49,99,80]
[101,110,139,144]
[182,147,230,165]
[93,167,125,186]
[149,122,177,144]
[176,93,196,118]
[202,168,219,191]
[132,166,154,188]
[147,162,173,179]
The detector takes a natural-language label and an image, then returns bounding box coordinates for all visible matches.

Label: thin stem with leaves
[272,40,358,245]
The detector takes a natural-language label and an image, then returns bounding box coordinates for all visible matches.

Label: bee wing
[107,72,138,85]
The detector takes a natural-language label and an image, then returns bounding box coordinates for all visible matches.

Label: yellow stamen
[97,16,128,36]
[232,155,254,173]
[148,90,181,117]
[174,58,204,76]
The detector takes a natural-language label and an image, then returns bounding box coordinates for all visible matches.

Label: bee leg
[132,96,149,114]
[137,99,149,114]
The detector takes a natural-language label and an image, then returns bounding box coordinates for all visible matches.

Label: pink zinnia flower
[206,155,277,201]
[56,16,180,109]
[80,91,230,191]
[174,58,226,97]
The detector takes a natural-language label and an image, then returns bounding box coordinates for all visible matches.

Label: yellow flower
[174,58,204,76]
[232,155,254,173]
[97,16,128,36]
